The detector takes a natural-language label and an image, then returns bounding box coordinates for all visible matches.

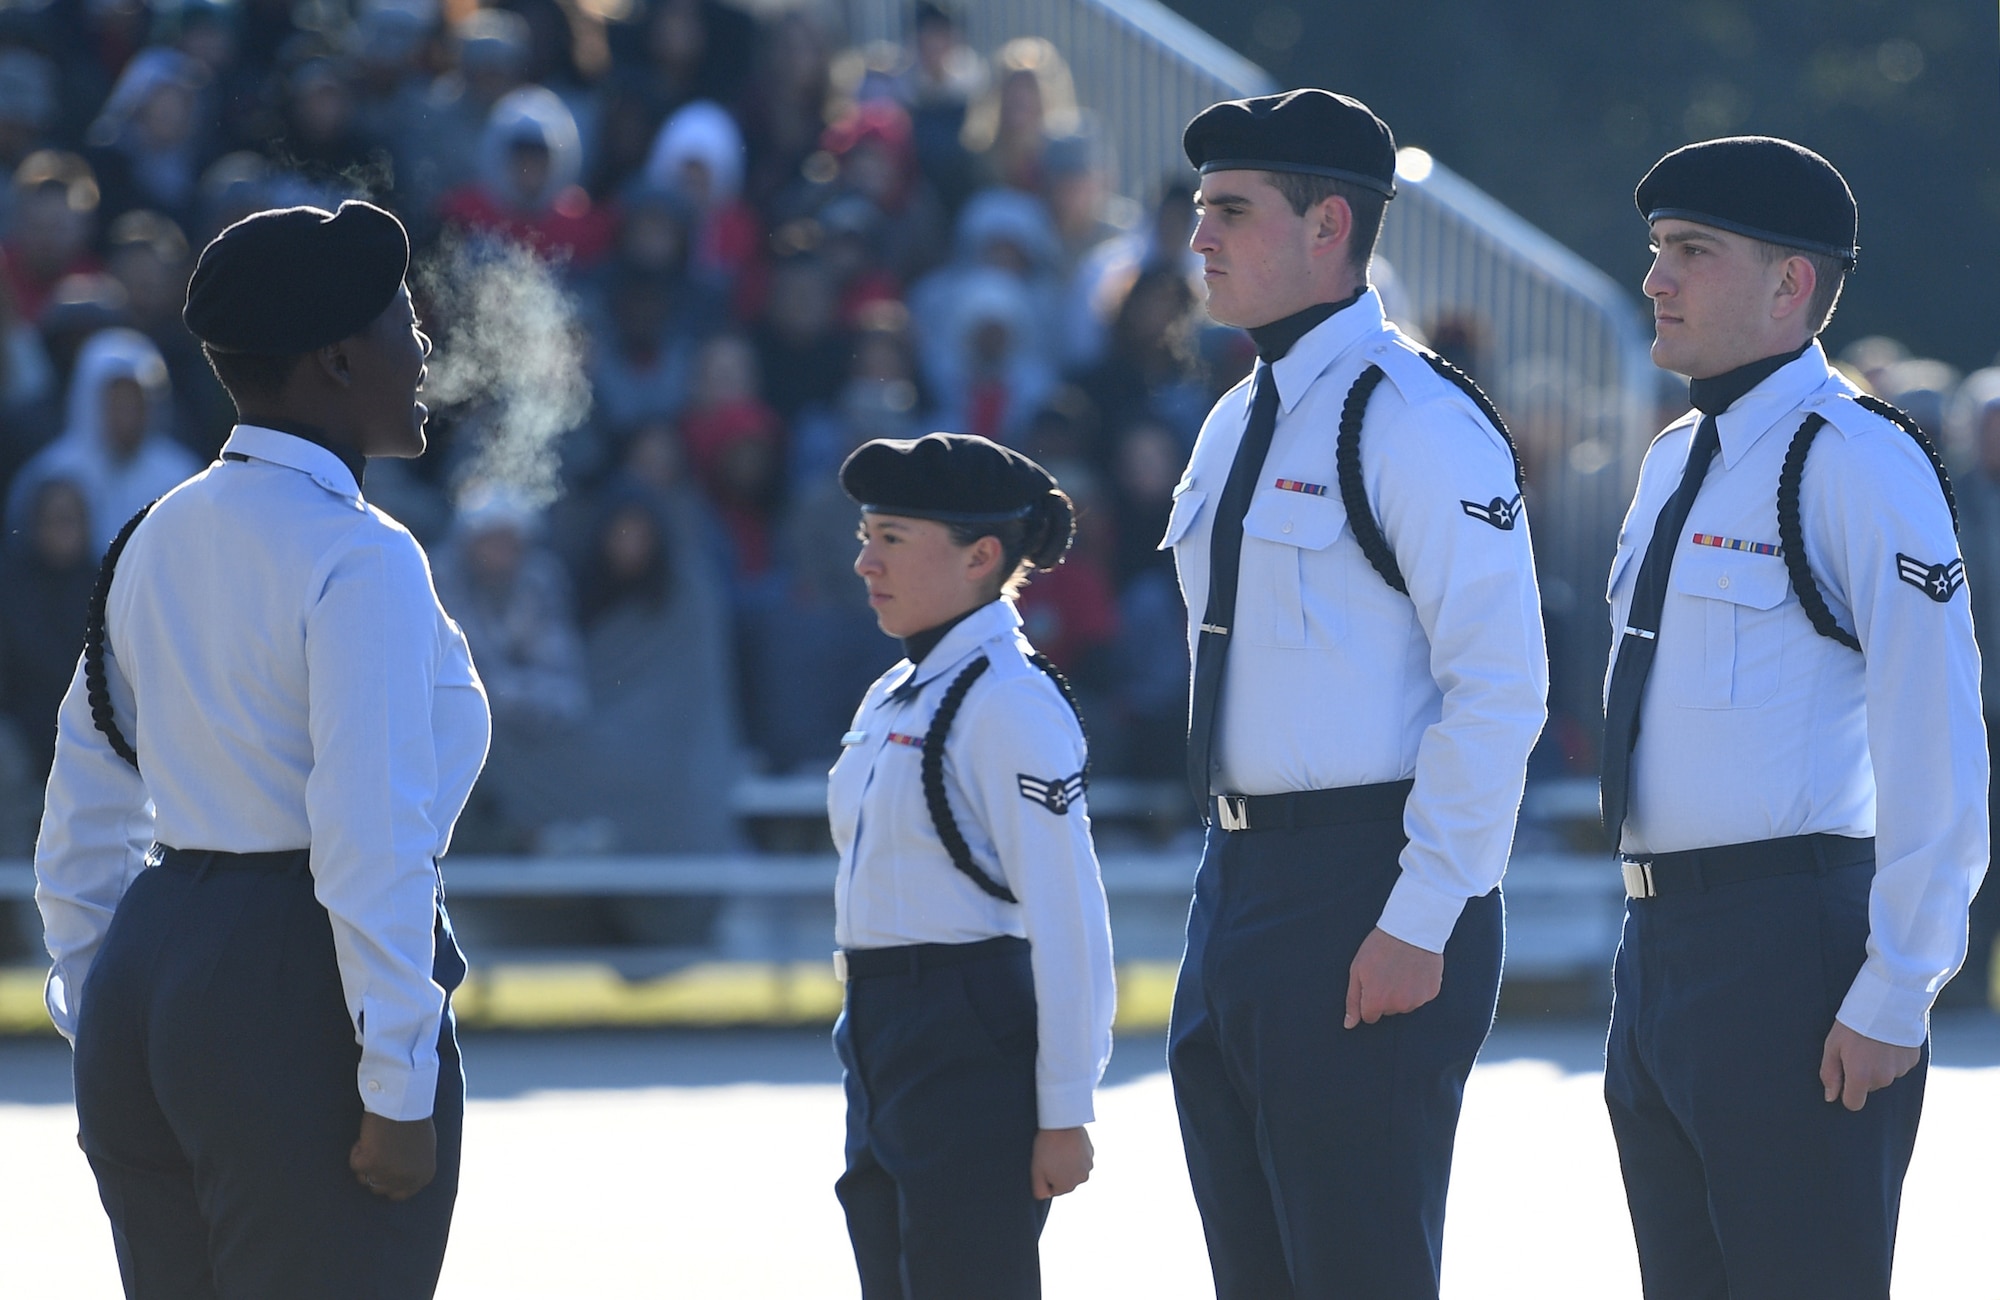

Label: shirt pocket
[1663,546,1790,709]
[1238,488,1348,647]
[1158,484,1206,549]
[1159,484,1208,609]
[1606,533,1638,607]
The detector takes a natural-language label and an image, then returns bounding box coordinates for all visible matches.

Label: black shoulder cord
[84,501,158,770]
[1336,365,1403,594]
[1777,396,1957,653]
[919,653,1090,904]
[1027,651,1091,787]
[1337,352,1526,595]
[1420,351,1527,490]
[1854,393,1957,532]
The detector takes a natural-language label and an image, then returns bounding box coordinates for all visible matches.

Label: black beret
[840,432,1058,525]
[184,201,410,355]
[1636,136,1857,269]
[1183,88,1397,198]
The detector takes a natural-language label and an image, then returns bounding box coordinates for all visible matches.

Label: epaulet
[1810,387,1897,440]
[978,633,1038,684]
[1798,387,1957,531]
[1365,335,1524,486]
[1364,335,1458,407]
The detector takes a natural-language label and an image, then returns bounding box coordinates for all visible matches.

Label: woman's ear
[965,533,1005,585]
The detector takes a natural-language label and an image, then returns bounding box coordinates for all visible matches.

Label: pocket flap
[1605,539,1638,602]
[1241,489,1346,551]
[1670,544,1790,610]
[1158,486,1207,549]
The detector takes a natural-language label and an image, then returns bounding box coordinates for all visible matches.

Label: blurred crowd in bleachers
[0,0,1994,863]
[0,0,1255,856]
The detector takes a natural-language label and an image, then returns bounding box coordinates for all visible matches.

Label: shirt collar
[1269,286,1387,415]
[219,424,367,506]
[1711,341,1836,469]
[889,598,1021,699]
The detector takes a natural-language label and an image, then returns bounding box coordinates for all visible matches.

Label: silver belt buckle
[1216,795,1250,832]
[1621,858,1657,900]
[832,951,849,983]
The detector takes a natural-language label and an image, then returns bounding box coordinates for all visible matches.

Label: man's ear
[1771,254,1818,325]
[1309,193,1354,262]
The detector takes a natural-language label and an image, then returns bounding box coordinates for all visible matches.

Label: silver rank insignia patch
[1017,769,1086,815]
[1896,553,1964,603]
[1461,493,1523,531]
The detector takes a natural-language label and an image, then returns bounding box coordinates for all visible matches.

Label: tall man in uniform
[1601,136,1987,1299]
[1162,90,1548,1299]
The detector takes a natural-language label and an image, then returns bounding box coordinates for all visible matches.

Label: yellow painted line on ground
[0,967,53,1034]
[0,961,1185,1035]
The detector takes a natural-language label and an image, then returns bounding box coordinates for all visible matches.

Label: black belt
[1620,833,1874,899]
[1211,778,1414,832]
[149,845,311,879]
[836,934,1028,982]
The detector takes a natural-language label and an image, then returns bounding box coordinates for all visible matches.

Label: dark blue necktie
[1599,415,1722,841]
[1186,361,1281,811]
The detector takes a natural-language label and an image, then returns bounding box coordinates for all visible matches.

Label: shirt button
[1282,521,1293,534]
[367,1080,382,1093]
[1718,575,1731,589]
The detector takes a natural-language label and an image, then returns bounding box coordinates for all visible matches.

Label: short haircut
[202,343,303,407]
[1755,240,1846,335]
[1265,171,1385,271]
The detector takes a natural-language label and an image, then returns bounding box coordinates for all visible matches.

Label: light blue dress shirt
[1609,344,1988,1046]
[1162,289,1549,954]
[35,425,491,1121]
[829,599,1115,1129]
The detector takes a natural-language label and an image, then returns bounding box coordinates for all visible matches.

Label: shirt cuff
[357,1053,441,1121]
[1376,869,1468,955]
[1835,962,1934,1049]
[1036,1079,1097,1130]
[356,991,443,1121]
[44,967,78,1044]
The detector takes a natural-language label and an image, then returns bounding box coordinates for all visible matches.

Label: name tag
[840,730,867,747]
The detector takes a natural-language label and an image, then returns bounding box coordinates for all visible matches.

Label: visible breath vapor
[415,235,591,508]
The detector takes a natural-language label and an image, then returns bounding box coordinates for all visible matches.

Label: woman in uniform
[33,200,489,1299]
[828,431,1117,1299]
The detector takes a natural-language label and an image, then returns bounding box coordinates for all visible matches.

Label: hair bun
[1027,488,1076,569]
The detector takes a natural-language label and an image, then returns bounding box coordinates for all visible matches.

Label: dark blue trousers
[834,937,1050,1300]
[1605,859,1925,1300]
[1168,816,1504,1300]
[73,849,466,1300]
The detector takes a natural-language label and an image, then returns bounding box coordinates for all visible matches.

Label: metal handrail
[840,0,1272,199]
[837,0,1655,741]
[1381,150,1657,733]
